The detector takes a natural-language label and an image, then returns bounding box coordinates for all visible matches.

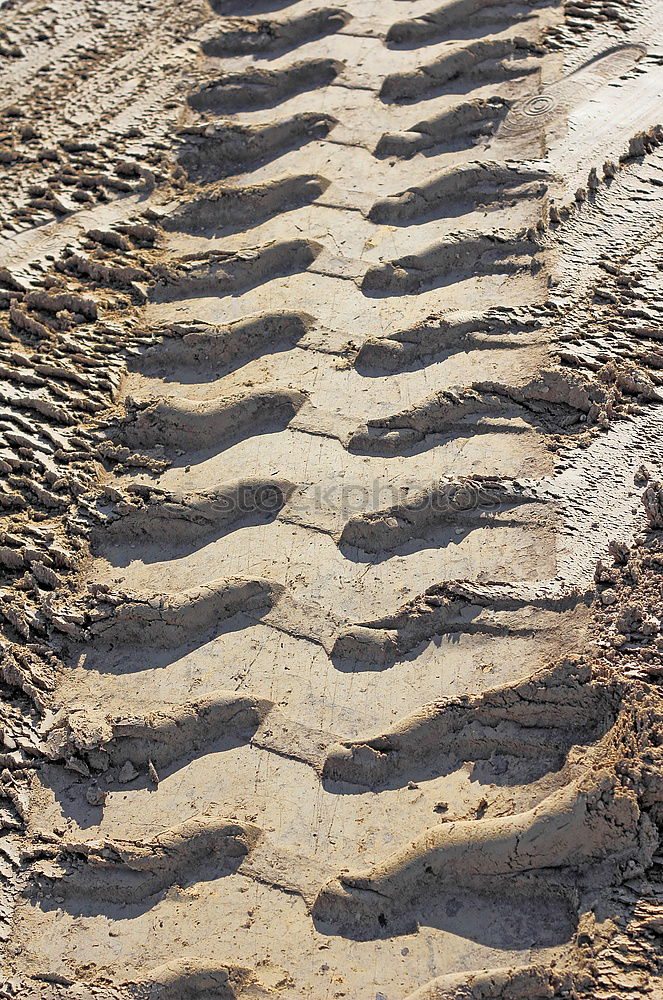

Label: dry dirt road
[0,1,662,998]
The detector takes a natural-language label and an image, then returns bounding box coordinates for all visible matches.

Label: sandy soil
[0,0,662,998]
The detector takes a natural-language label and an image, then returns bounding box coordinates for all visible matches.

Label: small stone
[85,784,106,807]
[601,589,618,606]
[65,756,90,776]
[640,616,660,636]
[608,539,630,565]
[118,761,138,783]
[642,481,663,528]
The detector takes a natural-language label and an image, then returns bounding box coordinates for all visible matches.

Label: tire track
[6,1,663,998]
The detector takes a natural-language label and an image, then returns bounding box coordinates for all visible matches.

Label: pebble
[117,761,138,783]
[85,784,106,807]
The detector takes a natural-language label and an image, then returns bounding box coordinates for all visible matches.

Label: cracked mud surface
[0,0,662,998]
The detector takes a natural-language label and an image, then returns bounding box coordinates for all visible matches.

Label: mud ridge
[122,958,275,999]
[50,577,282,648]
[202,8,351,57]
[368,161,548,224]
[178,113,338,181]
[402,965,572,1000]
[387,0,546,48]
[151,239,321,301]
[119,388,307,453]
[188,59,343,114]
[338,476,545,556]
[355,306,543,372]
[347,369,615,455]
[48,690,271,774]
[323,659,619,786]
[375,97,511,157]
[47,815,264,904]
[313,774,656,937]
[380,38,541,104]
[330,580,588,669]
[95,478,295,551]
[135,311,314,377]
[162,175,330,236]
[361,232,540,296]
